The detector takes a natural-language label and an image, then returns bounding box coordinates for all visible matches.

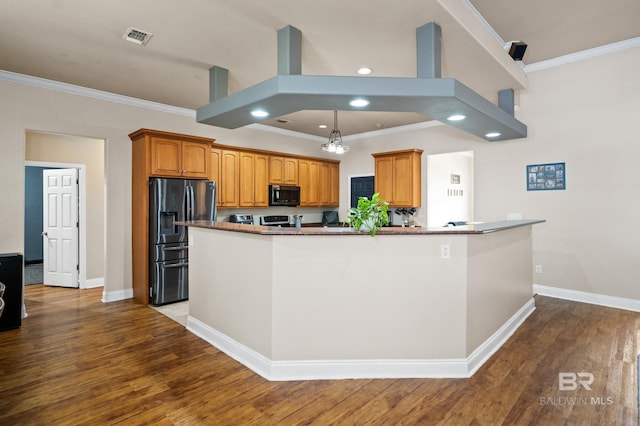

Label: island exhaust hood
[196,23,527,142]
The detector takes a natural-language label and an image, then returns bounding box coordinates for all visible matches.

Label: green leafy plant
[345,193,390,236]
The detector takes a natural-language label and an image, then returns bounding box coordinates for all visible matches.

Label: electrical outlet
[441,244,450,259]
[535,265,542,274]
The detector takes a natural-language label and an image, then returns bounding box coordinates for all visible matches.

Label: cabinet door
[299,160,320,207]
[181,141,210,178]
[319,162,339,207]
[269,156,284,183]
[374,156,394,204]
[269,156,298,184]
[239,152,256,207]
[150,137,182,177]
[253,154,269,207]
[327,163,339,206]
[282,157,298,184]
[210,149,221,206]
[392,154,413,206]
[239,152,269,207]
[220,150,239,207]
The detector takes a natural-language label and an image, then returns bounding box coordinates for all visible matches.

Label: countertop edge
[177,219,546,236]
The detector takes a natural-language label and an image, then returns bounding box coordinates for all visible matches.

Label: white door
[43,168,79,288]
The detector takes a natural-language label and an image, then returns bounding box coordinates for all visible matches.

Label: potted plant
[345,193,390,236]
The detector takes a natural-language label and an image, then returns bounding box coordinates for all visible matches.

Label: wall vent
[123,27,153,46]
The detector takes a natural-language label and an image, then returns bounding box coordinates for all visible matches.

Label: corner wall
[339,46,640,301]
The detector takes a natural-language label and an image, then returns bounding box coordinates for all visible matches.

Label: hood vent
[123,27,153,46]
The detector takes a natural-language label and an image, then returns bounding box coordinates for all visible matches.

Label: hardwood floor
[0,285,638,425]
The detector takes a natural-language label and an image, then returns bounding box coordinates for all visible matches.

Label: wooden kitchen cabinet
[319,161,339,207]
[129,129,215,305]
[373,149,422,207]
[210,143,339,210]
[239,152,269,207]
[298,159,320,207]
[149,134,211,179]
[211,148,240,208]
[269,156,298,184]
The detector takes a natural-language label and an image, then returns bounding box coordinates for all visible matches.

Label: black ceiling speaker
[508,41,528,61]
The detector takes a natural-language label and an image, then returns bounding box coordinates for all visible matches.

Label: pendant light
[321,110,350,154]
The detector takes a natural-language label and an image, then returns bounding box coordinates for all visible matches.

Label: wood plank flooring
[0,285,638,425]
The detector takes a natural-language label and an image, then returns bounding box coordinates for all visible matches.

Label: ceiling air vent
[123,27,153,46]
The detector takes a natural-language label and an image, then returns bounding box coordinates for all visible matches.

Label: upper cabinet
[239,152,269,208]
[137,130,212,179]
[269,156,298,185]
[319,162,339,207]
[299,159,320,207]
[211,148,240,208]
[372,149,423,208]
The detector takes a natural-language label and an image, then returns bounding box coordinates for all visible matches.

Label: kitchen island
[181,219,544,380]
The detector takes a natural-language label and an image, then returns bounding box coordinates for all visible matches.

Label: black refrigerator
[149,178,216,306]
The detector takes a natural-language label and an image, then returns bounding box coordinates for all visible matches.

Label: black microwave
[269,185,300,207]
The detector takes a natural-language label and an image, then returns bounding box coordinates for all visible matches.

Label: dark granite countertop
[178,219,545,236]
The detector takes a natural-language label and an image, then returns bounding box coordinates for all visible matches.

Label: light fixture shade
[321,111,350,154]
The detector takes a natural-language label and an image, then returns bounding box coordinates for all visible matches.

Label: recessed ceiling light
[447,114,466,121]
[357,67,372,75]
[318,124,328,129]
[349,99,370,107]
[250,109,269,118]
[485,132,501,138]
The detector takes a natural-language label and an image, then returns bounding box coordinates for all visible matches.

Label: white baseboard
[102,287,133,303]
[466,298,536,376]
[83,277,104,289]
[186,298,535,381]
[534,285,640,312]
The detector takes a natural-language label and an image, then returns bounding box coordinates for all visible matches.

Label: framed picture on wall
[527,162,565,191]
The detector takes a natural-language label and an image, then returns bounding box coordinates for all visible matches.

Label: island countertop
[177,219,545,236]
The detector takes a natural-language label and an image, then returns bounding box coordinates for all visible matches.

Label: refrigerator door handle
[163,262,189,269]
[185,184,191,222]
[162,246,188,252]
[189,185,195,221]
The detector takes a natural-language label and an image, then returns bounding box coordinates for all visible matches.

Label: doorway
[24,131,105,290]
[426,151,474,227]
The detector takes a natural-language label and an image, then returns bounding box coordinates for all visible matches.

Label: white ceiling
[1,0,638,138]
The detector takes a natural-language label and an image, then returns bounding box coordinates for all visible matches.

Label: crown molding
[0,69,195,118]
[524,37,640,73]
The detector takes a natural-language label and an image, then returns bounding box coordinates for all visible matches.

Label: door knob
[41,232,48,237]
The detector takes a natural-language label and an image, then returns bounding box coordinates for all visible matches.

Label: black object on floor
[0,253,23,331]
